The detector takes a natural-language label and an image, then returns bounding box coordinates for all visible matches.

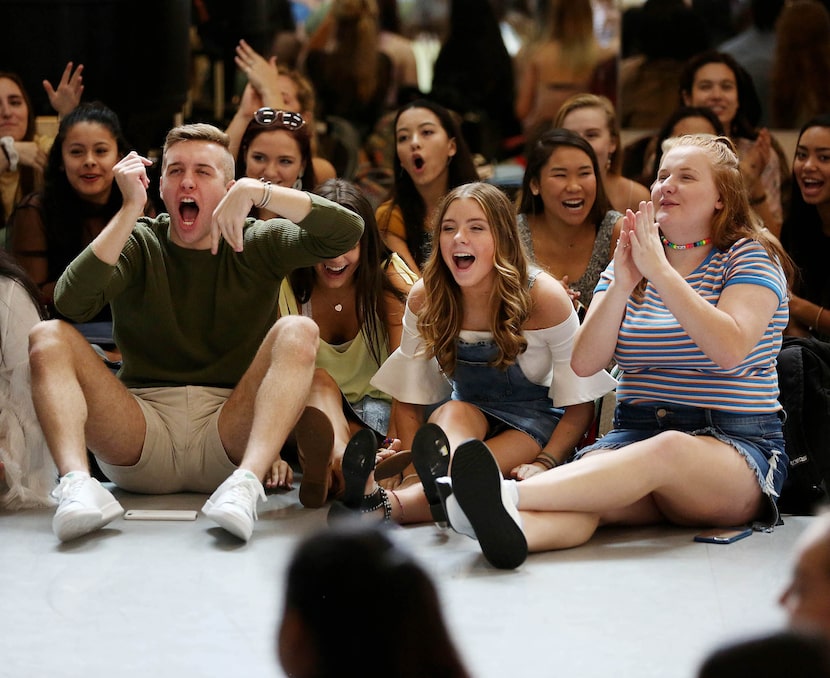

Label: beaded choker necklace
[659,235,713,250]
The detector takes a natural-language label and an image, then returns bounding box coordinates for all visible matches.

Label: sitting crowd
[6,1,830,674]
[1,0,828,575]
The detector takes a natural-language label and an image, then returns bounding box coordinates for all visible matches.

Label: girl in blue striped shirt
[443,134,796,569]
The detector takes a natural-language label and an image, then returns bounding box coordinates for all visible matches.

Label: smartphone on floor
[123,509,198,521]
[693,527,753,544]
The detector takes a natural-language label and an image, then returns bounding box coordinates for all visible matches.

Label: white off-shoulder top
[370,303,617,407]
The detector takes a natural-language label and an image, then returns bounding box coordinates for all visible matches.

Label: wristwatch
[0,136,19,172]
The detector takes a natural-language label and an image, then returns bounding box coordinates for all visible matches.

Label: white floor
[0,484,810,678]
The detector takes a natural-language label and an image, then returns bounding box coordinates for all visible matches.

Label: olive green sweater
[55,194,363,388]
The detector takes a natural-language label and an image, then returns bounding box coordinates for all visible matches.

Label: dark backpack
[776,336,830,514]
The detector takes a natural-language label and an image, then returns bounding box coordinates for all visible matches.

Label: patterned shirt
[595,238,788,413]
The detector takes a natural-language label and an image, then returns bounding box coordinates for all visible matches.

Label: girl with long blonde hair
[328,182,615,527]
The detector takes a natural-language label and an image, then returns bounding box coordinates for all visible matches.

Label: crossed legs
[515,430,764,552]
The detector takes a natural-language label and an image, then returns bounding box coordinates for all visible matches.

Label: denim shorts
[346,394,391,440]
[575,401,788,527]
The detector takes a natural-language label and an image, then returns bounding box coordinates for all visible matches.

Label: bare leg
[28,320,145,475]
[514,430,764,551]
[430,400,541,473]
[218,315,319,480]
[29,320,140,540]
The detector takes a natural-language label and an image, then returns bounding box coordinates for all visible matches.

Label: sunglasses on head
[254,108,306,130]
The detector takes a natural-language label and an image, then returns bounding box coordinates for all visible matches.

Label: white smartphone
[123,509,198,521]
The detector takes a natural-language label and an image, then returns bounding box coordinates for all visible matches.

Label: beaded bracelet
[255,179,272,209]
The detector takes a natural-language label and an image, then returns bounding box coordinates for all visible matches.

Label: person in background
[375,98,478,274]
[302,0,392,141]
[779,114,830,339]
[639,106,725,187]
[377,0,419,110]
[235,107,317,220]
[718,0,784,127]
[225,39,336,185]
[554,93,650,214]
[517,128,622,312]
[770,0,830,130]
[277,523,471,678]
[679,49,788,236]
[514,0,611,134]
[0,63,84,244]
[619,0,709,129]
[0,249,55,509]
[9,102,129,322]
[430,0,521,162]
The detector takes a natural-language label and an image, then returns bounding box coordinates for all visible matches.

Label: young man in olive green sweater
[28,123,363,542]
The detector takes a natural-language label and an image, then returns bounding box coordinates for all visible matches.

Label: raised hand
[113,151,152,208]
[43,61,84,117]
[234,39,284,108]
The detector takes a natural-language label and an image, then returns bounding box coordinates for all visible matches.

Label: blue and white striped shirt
[595,238,788,413]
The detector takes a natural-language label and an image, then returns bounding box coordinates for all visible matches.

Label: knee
[640,430,690,469]
[28,320,75,371]
[430,400,477,425]
[270,316,319,365]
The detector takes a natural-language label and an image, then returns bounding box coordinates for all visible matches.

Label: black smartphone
[693,528,753,544]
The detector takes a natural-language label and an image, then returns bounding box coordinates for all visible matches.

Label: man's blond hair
[162,123,235,182]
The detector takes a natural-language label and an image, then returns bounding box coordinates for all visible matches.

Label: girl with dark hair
[679,50,789,236]
[278,524,471,678]
[375,99,479,274]
[518,127,623,312]
[236,107,317,219]
[780,114,830,338]
[275,178,416,507]
[9,101,129,321]
[0,249,56,508]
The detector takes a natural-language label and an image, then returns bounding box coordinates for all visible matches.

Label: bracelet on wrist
[0,136,19,173]
[811,306,825,332]
[255,179,271,209]
[533,452,559,471]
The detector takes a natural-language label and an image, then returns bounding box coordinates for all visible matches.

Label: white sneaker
[435,477,476,539]
[51,473,124,542]
[201,469,266,542]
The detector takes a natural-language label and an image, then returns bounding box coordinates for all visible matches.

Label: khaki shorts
[97,386,237,494]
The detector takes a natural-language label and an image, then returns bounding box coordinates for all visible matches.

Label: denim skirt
[575,401,788,527]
